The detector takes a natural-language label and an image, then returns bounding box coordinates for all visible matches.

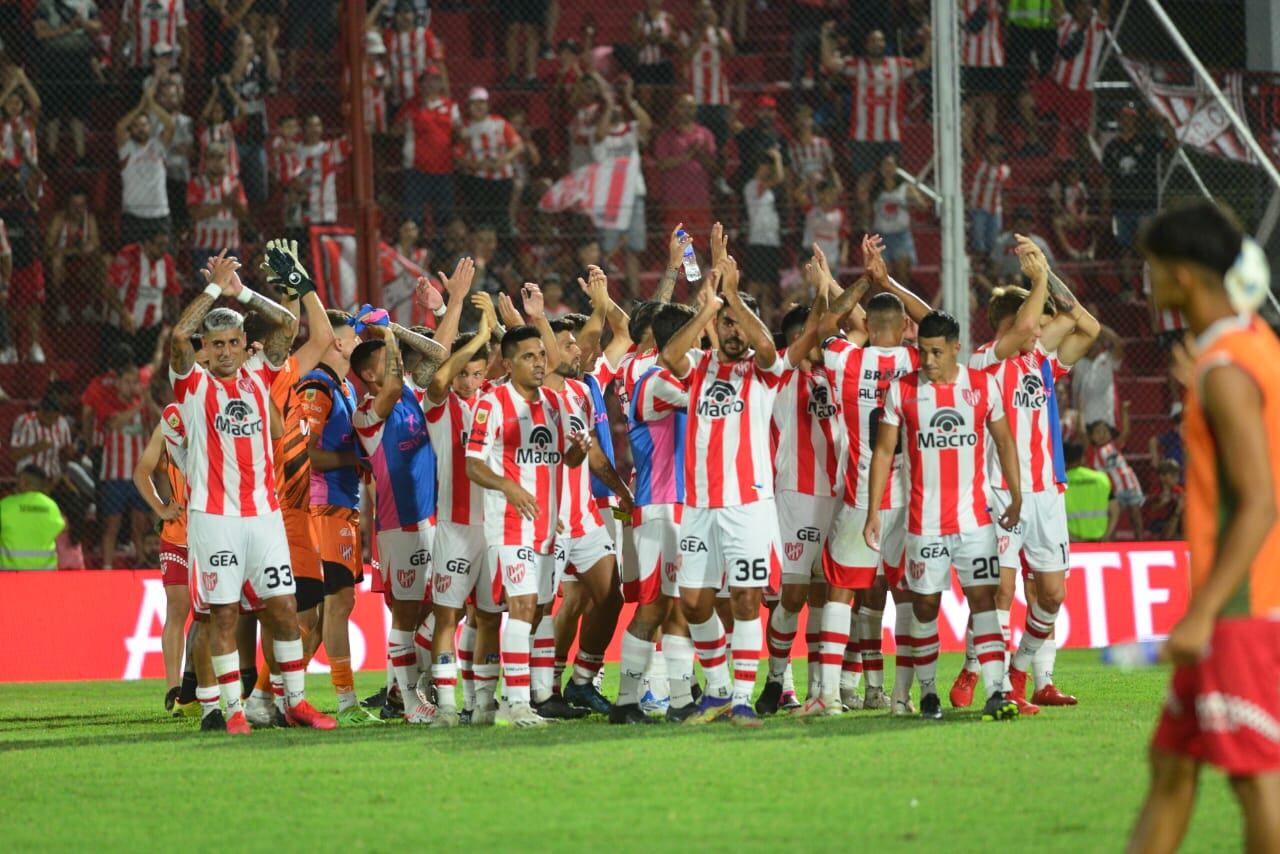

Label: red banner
[0,543,1190,683]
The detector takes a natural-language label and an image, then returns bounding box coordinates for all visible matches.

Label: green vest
[1007,0,1056,29]
[1065,466,1111,541]
[0,491,65,570]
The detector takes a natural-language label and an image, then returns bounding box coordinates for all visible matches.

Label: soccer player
[958,237,1099,714]
[298,308,367,722]
[1127,202,1280,853]
[465,323,592,728]
[863,309,1022,722]
[169,250,334,733]
[662,243,784,728]
[624,302,700,721]
[351,309,448,723]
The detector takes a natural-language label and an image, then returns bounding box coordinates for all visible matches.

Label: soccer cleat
[361,687,388,709]
[533,694,589,720]
[173,700,202,719]
[919,693,944,721]
[243,694,275,728]
[794,696,837,718]
[164,686,180,713]
[981,691,1020,722]
[780,690,802,712]
[1032,683,1078,706]
[841,686,864,710]
[270,705,289,728]
[431,709,460,728]
[609,703,658,725]
[225,711,252,735]
[336,704,384,726]
[499,702,548,728]
[684,694,733,725]
[863,686,891,710]
[564,679,612,715]
[415,673,439,707]
[380,688,405,720]
[690,680,704,703]
[404,701,438,724]
[891,697,917,716]
[730,704,764,729]
[285,700,339,730]
[200,709,226,732]
[665,702,700,723]
[470,707,496,726]
[1008,667,1030,700]
[1011,694,1041,716]
[949,669,979,708]
[639,689,670,715]
[754,681,784,716]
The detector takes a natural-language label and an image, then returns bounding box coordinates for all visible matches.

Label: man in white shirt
[115,85,175,246]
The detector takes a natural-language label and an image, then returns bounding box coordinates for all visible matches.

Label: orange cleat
[1032,683,1078,706]
[949,669,979,708]
[225,711,252,735]
[285,700,338,730]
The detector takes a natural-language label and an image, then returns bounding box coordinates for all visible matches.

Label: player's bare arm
[390,321,448,389]
[862,420,899,551]
[1041,272,1101,366]
[587,444,634,515]
[864,234,932,323]
[583,265,633,367]
[564,430,591,468]
[663,271,723,377]
[466,457,539,520]
[432,256,476,351]
[1163,364,1276,666]
[989,415,1022,529]
[655,224,693,303]
[171,252,240,375]
[719,256,777,369]
[992,236,1051,359]
[427,310,491,405]
[133,425,181,522]
[289,290,335,376]
[370,322,404,419]
[521,282,562,374]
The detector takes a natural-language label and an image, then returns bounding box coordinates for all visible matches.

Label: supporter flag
[538,156,641,231]
[1120,56,1255,163]
[308,226,438,327]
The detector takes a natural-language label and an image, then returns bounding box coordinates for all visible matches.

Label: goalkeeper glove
[263,238,316,300]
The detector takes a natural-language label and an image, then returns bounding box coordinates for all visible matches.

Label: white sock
[415,614,435,673]
[730,617,762,707]
[1012,601,1058,673]
[1034,638,1057,689]
[997,608,1012,692]
[211,652,242,717]
[474,656,500,711]
[766,605,800,682]
[644,641,669,700]
[458,623,477,711]
[618,631,654,706]
[387,629,419,707]
[433,654,458,711]
[819,601,852,701]
[663,633,695,707]
[530,619,556,703]
[501,619,533,706]
[859,606,885,690]
[893,601,915,702]
[688,615,730,698]
[973,610,1007,700]
[911,618,940,697]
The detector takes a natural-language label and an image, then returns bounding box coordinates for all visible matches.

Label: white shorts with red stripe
[678,500,782,591]
[990,488,1070,573]
[375,520,434,603]
[628,503,682,604]
[825,504,907,591]
[776,490,840,585]
[430,520,486,609]
[479,544,554,613]
[554,524,618,590]
[187,509,293,608]
[904,525,1000,596]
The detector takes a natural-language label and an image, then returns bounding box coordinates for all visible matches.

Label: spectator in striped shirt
[967,134,1011,259]
[103,228,181,366]
[788,104,838,208]
[11,394,75,482]
[187,142,248,276]
[83,360,151,569]
[375,0,448,106]
[458,88,524,238]
[1087,401,1144,540]
[680,1,734,149]
[32,0,102,168]
[116,0,190,98]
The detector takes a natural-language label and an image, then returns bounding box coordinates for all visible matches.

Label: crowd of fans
[0,0,1191,568]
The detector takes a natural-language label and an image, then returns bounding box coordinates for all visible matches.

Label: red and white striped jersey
[962,0,1005,68]
[459,116,520,181]
[771,352,843,498]
[99,407,148,482]
[121,0,187,68]
[1143,265,1186,333]
[823,338,918,509]
[161,402,188,472]
[268,136,303,186]
[186,174,247,250]
[108,243,180,329]
[51,209,88,253]
[297,138,349,224]
[1052,12,1107,92]
[465,383,570,553]
[424,390,485,526]
[0,116,37,168]
[383,25,444,104]
[557,379,606,537]
[686,26,732,106]
[883,368,1005,536]
[613,348,660,414]
[1086,441,1142,494]
[840,57,914,142]
[366,60,388,133]
[679,348,784,508]
[970,342,1066,494]
[968,158,1011,215]
[198,121,239,177]
[10,412,74,480]
[170,354,282,517]
[789,135,834,185]
[636,11,675,66]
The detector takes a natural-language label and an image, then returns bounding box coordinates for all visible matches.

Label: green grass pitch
[0,651,1241,851]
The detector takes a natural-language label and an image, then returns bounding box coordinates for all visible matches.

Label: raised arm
[391,321,449,389]
[819,20,844,74]
[719,256,776,369]
[863,234,931,323]
[1039,271,1101,366]
[289,291,333,376]
[225,270,298,366]
[993,235,1051,359]
[369,322,404,420]
[663,272,723,377]
[656,225,692,303]
[172,254,239,375]
[427,310,491,405]
[578,265,631,367]
[520,282,561,375]
[115,94,151,148]
[432,256,476,351]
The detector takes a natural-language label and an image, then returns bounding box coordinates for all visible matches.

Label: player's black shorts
[295,577,325,611]
[323,560,363,595]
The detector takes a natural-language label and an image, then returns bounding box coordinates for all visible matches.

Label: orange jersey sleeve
[270,358,313,511]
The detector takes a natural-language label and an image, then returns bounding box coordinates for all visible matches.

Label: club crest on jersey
[397,569,416,589]
[784,542,804,562]
[999,535,1011,554]
[962,388,982,407]
[201,571,217,591]
[664,562,678,582]
[697,380,744,418]
[516,424,561,465]
[215,398,264,437]
[918,408,976,449]
[165,411,182,430]
[908,560,925,580]
[237,377,257,395]
[1014,373,1046,409]
[474,408,488,425]
[434,573,451,593]
[339,544,354,561]
[506,562,527,584]
[807,384,838,418]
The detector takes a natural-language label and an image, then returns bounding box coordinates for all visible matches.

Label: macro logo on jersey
[1014,373,1046,409]
[696,380,744,418]
[807,384,838,418]
[918,408,977,449]
[215,399,264,437]
[515,425,561,465]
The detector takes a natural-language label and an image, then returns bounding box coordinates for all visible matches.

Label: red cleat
[1032,683,1078,706]
[285,700,338,730]
[1008,667,1030,700]
[1011,693,1041,715]
[225,711,252,735]
[949,669,978,708]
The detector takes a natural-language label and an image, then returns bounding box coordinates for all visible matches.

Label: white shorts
[776,491,840,585]
[825,503,907,590]
[375,521,434,603]
[554,523,618,587]
[188,509,293,608]
[990,488,1070,573]
[479,544,555,612]
[678,500,782,591]
[630,504,682,604]
[430,521,486,609]
[904,525,1000,596]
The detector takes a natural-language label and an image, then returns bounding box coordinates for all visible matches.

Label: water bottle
[1100,641,1162,671]
[677,229,701,282]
